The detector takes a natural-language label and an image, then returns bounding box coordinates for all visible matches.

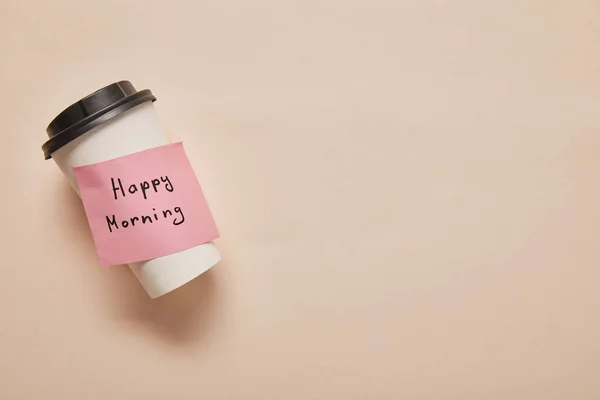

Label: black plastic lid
[42,80,156,159]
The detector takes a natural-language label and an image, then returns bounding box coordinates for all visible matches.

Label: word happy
[105,175,186,233]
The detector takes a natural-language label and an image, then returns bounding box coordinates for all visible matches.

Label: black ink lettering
[142,215,153,224]
[151,178,161,192]
[140,181,150,199]
[162,176,174,192]
[106,215,119,232]
[122,220,129,228]
[173,206,185,225]
[128,184,138,194]
[152,208,159,221]
[111,178,125,200]
[162,209,173,218]
[130,216,139,226]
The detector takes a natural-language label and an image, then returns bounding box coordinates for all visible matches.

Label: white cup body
[52,101,221,298]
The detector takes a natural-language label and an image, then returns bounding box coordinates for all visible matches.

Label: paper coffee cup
[42,81,221,298]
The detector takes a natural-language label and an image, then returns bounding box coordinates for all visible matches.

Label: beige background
[1,0,600,398]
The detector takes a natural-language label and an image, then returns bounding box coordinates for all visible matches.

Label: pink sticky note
[73,143,219,266]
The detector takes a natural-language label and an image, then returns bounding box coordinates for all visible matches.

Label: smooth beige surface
[1,0,600,398]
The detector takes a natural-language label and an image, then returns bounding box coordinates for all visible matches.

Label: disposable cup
[42,81,221,298]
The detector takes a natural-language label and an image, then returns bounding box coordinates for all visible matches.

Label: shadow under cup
[42,80,221,298]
